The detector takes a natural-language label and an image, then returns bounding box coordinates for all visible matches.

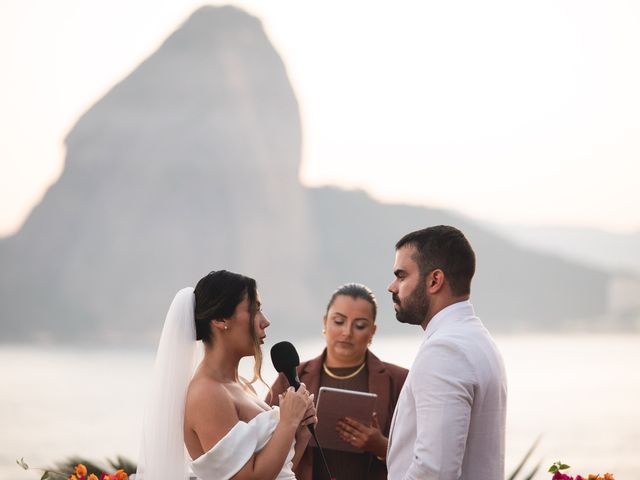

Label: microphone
[270,341,334,480]
[270,341,301,390]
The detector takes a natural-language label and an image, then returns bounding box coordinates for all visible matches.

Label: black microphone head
[270,341,300,373]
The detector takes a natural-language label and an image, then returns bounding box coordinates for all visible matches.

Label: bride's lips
[260,336,266,344]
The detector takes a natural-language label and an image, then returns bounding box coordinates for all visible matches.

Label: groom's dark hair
[396,225,475,296]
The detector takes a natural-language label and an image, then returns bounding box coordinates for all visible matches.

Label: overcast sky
[1,0,639,237]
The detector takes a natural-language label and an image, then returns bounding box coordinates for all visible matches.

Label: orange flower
[88,474,99,480]
[603,474,615,480]
[103,475,111,480]
[68,476,78,480]
[114,469,128,480]
[75,464,88,477]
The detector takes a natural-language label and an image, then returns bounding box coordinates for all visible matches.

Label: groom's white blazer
[387,301,507,480]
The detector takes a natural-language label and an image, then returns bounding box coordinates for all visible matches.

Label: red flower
[552,472,574,480]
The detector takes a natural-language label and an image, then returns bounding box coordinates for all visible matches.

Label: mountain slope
[0,6,619,343]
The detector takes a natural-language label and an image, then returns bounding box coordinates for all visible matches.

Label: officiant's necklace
[323,360,366,380]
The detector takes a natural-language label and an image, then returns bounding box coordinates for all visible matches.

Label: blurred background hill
[1,6,637,344]
[495,224,640,275]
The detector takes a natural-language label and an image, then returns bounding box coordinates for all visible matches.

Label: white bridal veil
[135,287,200,480]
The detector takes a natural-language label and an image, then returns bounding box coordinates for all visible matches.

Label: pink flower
[552,472,574,480]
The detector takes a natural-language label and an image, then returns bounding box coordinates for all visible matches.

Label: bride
[135,270,316,480]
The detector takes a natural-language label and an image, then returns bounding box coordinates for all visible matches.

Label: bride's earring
[322,328,326,334]
[224,323,229,331]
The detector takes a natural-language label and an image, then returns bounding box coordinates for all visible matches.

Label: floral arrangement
[17,458,130,480]
[67,463,128,480]
[549,461,615,480]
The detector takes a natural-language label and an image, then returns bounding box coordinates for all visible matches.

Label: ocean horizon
[2,333,639,480]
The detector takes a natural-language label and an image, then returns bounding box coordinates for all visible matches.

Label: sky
[1,0,639,237]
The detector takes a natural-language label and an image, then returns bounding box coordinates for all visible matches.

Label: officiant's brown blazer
[267,349,408,480]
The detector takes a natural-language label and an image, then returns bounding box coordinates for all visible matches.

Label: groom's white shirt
[386,300,507,480]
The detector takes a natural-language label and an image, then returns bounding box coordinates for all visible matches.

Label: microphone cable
[307,419,333,480]
[271,341,335,479]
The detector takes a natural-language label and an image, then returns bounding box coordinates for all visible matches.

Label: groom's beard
[393,285,429,326]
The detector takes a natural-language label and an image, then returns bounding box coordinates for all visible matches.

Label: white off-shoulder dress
[189,408,296,480]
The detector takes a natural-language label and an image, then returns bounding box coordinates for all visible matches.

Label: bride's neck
[201,345,240,383]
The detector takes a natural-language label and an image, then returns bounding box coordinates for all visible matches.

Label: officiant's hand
[336,412,388,458]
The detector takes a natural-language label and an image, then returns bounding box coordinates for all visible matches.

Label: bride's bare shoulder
[185,376,240,451]
[186,375,234,413]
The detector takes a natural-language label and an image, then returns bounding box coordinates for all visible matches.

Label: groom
[386,226,507,479]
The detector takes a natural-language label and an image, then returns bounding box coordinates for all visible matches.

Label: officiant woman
[267,283,408,480]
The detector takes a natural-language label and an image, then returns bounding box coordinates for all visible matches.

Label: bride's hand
[299,393,317,428]
[296,393,317,440]
[278,384,311,429]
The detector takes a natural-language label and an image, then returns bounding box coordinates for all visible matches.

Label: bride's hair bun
[193,270,257,343]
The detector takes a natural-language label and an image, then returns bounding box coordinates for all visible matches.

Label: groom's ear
[427,269,445,294]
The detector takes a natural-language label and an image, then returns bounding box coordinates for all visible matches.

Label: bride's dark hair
[194,270,264,384]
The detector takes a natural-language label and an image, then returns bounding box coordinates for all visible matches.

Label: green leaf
[559,464,571,470]
[523,461,543,480]
[507,435,541,480]
[41,471,49,480]
[107,455,137,473]
[549,465,558,473]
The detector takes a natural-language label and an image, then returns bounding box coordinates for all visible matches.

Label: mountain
[0,6,628,344]
[0,6,316,342]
